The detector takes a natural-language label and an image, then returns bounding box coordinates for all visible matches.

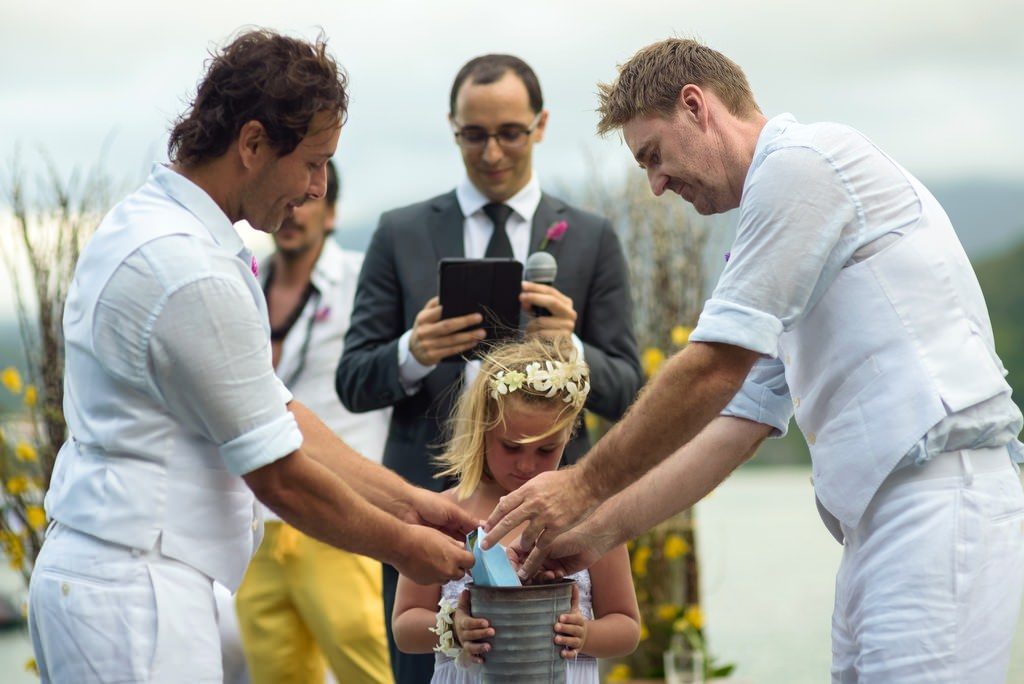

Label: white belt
[884,445,1013,490]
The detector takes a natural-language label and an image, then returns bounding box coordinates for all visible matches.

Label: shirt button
[61,582,70,596]
[807,432,816,446]
[792,396,801,408]
[784,354,792,364]
[251,519,259,532]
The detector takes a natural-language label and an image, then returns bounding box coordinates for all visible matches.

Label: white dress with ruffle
[430,570,599,684]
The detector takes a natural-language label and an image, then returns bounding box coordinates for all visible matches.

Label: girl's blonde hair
[435,336,591,500]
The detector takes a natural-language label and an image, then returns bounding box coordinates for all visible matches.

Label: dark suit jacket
[336,190,642,491]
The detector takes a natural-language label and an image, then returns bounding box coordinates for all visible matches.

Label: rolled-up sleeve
[690,145,860,357]
[721,356,793,437]
[148,275,303,475]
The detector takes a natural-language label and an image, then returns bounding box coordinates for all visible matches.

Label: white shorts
[28,523,223,683]
[832,447,1024,683]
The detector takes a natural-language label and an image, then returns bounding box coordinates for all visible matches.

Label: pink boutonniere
[314,306,331,323]
[251,256,260,277]
[539,220,568,250]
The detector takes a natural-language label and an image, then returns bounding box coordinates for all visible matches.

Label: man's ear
[237,120,268,170]
[677,84,708,129]
[532,110,550,144]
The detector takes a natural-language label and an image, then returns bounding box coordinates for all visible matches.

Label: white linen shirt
[396,174,583,393]
[90,165,303,476]
[259,239,391,521]
[693,114,1023,465]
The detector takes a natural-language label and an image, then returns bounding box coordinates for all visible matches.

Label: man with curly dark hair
[27,29,475,682]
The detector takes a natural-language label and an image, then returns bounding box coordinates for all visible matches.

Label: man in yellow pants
[237,161,393,683]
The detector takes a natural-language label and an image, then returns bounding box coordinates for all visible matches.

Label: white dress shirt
[259,239,391,521]
[692,114,1023,467]
[395,174,583,394]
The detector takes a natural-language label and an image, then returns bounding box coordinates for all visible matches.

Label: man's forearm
[586,416,770,546]
[579,342,758,503]
[245,449,411,568]
[289,401,413,519]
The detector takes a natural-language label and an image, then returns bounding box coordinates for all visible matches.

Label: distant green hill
[975,238,1024,413]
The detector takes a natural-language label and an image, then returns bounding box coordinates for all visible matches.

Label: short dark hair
[325,160,339,208]
[168,29,349,167]
[449,54,543,116]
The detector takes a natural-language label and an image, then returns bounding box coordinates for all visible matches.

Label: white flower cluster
[429,597,462,659]
[489,355,591,409]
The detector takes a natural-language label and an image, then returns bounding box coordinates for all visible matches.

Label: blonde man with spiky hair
[486,38,1024,683]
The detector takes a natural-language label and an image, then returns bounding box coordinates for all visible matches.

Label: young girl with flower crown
[392,337,640,683]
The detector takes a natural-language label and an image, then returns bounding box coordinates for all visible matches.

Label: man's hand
[510,516,614,581]
[403,486,480,539]
[453,589,493,665]
[482,468,599,556]
[409,296,485,365]
[394,525,476,585]
[520,282,576,340]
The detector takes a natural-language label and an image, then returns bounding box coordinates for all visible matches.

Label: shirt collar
[310,238,343,292]
[455,173,542,223]
[745,113,799,189]
[150,163,246,259]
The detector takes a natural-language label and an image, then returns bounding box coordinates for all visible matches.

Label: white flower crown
[489,355,591,409]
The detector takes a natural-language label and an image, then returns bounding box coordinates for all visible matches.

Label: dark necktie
[483,203,514,259]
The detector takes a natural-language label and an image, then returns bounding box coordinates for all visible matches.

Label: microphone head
[524,251,558,284]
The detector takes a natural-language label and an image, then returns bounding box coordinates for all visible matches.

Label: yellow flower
[656,603,679,621]
[674,604,705,632]
[684,605,704,630]
[24,658,39,676]
[23,384,38,407]
[26,505,46,531]
[663,533,691,559]
[639,623,649,641]
[15,441,38,462]
[606,663,632,682]
[5,476,29,496]
[631,545,651,577]
[2,367,23,394]
[0,532,24,569]
[671,325,692,347]
[641,347,666,378]
[584,412,599,433]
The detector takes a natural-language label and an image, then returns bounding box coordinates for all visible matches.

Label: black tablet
[438,258,523,359]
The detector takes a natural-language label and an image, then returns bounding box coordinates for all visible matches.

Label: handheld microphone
[524,251,557,317]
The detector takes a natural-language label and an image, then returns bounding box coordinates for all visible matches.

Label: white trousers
[28,523,223,683]
[832,448,1024,683]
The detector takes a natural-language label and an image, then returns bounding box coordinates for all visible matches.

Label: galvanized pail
[469,579,575,683]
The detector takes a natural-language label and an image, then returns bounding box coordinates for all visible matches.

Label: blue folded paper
[466,527,521,587]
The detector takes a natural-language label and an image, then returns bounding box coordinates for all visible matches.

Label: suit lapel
[428,190,465,261]
[529,193,568,258]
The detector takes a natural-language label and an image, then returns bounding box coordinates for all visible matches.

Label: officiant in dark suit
[335,53,643,683]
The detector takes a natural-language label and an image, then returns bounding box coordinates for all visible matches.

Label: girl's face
[485,399,571,494]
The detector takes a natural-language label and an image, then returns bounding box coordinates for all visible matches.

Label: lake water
[2,467,1022,682]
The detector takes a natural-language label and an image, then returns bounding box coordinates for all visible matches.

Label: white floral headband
[489,355,591,410]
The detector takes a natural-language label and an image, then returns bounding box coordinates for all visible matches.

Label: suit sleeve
[335,215,408,413]
[578,220,644,420]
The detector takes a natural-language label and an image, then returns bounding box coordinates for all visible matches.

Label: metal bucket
[469,578,574,684]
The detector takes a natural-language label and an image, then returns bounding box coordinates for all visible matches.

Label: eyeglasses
[452,112,542,150]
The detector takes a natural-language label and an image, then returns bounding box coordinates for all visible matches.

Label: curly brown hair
[168,28,349,167]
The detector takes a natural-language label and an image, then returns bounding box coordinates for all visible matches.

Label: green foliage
[974,239,1024,414]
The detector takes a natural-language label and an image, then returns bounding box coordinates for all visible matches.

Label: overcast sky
[2,0,1022,318]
